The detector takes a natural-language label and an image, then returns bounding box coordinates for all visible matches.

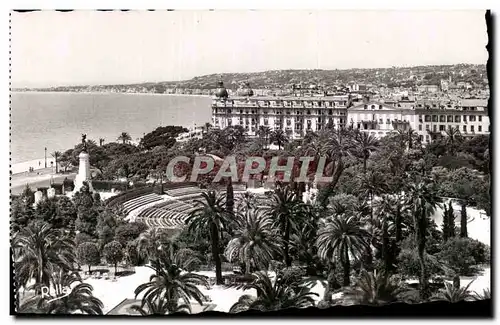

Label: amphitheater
[106,182,250,230]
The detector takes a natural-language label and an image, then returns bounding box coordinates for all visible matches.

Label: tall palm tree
[353,132,379,173]
[50,151,62,173]
[229,271,317,313]
[117,132,132,144]
[316,214,369,286]
[14,222,76,290]
[397,127,419,150]
[134,256,208,314]
[257,125,272,149]
[319,128,356,207]
[406,180,442,300]
[269,129,289,150]
[344,269,407,305]
[444,126,463,155]
[19,271,103,314]
[186,191,229,285]
[265,185,306,267]
[225,209,282,274]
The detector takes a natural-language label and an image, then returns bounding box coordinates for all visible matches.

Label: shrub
[103,240,124,275]
[76,242,101,273]
[438,237,490,275]
[397,249,445,279]
[75,232,96,246]
[114,222,148,246]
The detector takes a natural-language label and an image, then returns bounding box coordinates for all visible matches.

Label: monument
[73,134,94,192]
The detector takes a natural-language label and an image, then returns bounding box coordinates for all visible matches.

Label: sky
[11,10,489,88]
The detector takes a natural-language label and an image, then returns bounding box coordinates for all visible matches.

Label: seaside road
[10,172,76,195]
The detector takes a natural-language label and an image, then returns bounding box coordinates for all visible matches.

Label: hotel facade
[211,82,490,144]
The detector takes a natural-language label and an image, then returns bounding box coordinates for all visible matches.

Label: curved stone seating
[165,186,204,197]
[122,193,163,214]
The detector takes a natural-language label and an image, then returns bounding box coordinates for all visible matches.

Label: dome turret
[215,80,228,99]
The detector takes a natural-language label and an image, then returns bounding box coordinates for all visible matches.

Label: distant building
[417,84,439,93]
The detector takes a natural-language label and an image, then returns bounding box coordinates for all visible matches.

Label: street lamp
[44,147,47,168]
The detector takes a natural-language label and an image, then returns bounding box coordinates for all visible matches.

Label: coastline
[11,90,212,98]
[11,157,57,175]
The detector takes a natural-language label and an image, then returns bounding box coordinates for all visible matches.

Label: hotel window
[379,119,383,124]
[318,102,322,107]
[371,105,376,109]
[387,119,390,124]
[447,115,453,123]
[426,125,430,131]
[463,115,467,122]
[439,125,445,131]
[419,135,423,141]
[307,110,311,115]
[470,116,476,122]
[240,109,243,114]
[264,119,268,125]
[364,105,368,110]
[329,109,333,115]
[471,125,475,132]
[425,115,431,122]
[425,135,430,141]
[419,125,422,131]
[432,115,438,122]
[419,115,423,123]
[479,116,482,122]
[455,115,461,123]
[379,105,383,109]
[479,125,482,132]
[433,125,437,132]
[440,115,446,122]
[463,125,467,132]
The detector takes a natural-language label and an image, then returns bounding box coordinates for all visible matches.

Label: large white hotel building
[211,81,490,144]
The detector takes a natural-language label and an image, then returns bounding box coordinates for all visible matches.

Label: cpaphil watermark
[164,155,333,183]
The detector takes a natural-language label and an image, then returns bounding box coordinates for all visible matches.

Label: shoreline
[11,90,212,98]
[11,157,57,175]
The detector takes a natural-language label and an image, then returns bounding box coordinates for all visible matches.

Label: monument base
[73,175,93,193]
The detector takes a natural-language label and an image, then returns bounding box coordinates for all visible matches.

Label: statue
[81,134,88,152]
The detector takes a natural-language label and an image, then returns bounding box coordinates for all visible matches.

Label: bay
[10,92,212,164]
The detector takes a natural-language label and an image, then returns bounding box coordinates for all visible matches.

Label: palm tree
[117,132,132,144]
[131,297,190,315]
[444,126,463,155]
[186,191,229,285]
[473,288,491,301]
[269,129,289,150]
[229,271,317,313]
[50,151,62,173]
[265,185,306,267]
[433,279,474,303]
[137,228,177,266]
[353,132,379,173]
[19,271,103,314]
[318,128,356,207]
[344,269,407,305]
[257,126,272,149]
[134,256,208,314]
[14,221,76,290]
[225,209,282,274]
[406,180,442,300]
[397,127,419,150]
[316,214,369,286]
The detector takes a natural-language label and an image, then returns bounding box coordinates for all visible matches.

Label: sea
[10,92,212,172]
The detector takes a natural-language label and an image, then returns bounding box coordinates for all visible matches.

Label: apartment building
[211,82,489,144]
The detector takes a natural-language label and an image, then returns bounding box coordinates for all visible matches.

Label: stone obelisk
[73,134,93,192]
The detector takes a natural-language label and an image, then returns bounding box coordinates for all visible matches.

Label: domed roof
[215,81,228,98]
